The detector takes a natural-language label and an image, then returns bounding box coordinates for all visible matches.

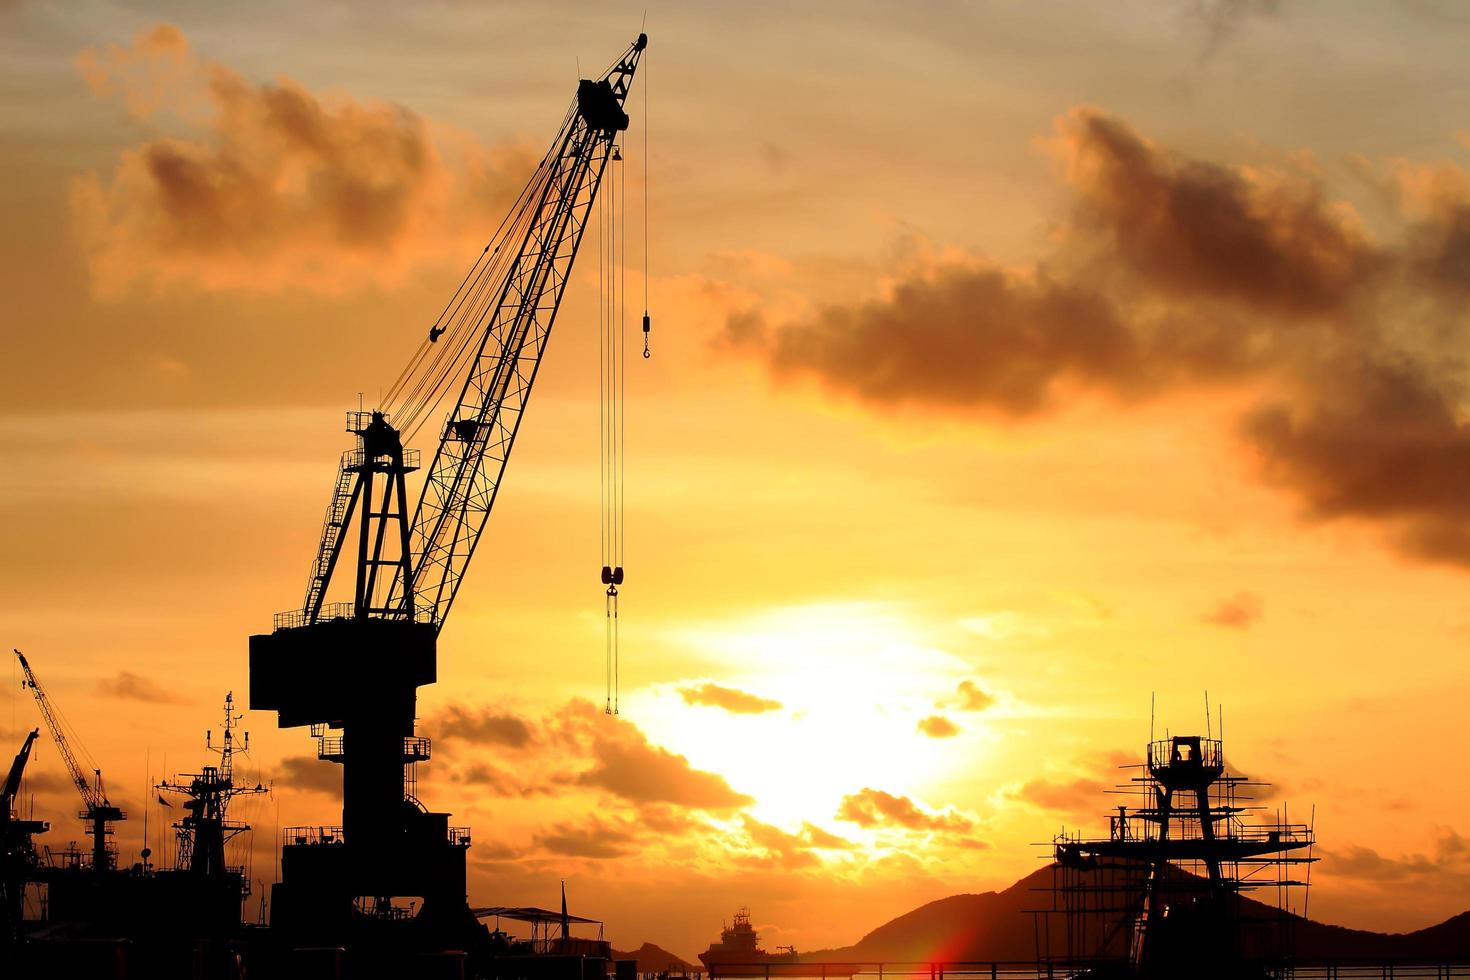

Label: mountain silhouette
[612,942,701,973]
[800,865,1470,962]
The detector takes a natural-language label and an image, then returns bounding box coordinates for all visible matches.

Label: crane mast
[13,649,125,872]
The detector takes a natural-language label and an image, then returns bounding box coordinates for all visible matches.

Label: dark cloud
[455,762,527,796]
[423,699,753,814]
[836,787,976,833]
[726,265,1141,417]
[725,107,1470,571]
[678,682,783,715]
[535,817,638,859]
[574,720,752,811]
[71,23,534,294]
[96,670,185,704]
[277,755,341,796]
[13,768,76,797]
[1322,830,1470,892]
[434,705,535,750]
[1062,108,1377,316]
[916,715,960,738]
[1243,356,1470,566]
[1201,590,1264,629]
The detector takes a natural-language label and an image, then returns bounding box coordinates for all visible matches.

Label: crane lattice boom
[14,649,99,806]
[291,34,647,633]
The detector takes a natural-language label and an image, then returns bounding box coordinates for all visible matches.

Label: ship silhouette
[698,908,800,977]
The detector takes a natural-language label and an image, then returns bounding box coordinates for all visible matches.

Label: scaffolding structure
[1037,733,1315,978]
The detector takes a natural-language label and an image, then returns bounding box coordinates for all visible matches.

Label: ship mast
[157,692,269,880]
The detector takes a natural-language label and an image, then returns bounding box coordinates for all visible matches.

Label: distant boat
[699,908,856,978]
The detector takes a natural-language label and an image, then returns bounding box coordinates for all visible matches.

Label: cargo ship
[698,908,801,977]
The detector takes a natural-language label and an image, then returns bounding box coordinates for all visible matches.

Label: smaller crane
[3,727,49,945]
[13,650,125,872]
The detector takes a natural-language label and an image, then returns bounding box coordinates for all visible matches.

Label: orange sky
[5,0,1470,960]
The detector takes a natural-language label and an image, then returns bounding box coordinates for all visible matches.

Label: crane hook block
[642,312,651,359]
[601,565,625,586]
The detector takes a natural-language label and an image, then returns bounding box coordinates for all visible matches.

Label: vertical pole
[395,466,415,617]
[354,464,373,617]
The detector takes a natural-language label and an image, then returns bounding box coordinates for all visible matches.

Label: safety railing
[340,445,421,473]
[283,825,345,847]
[403,736,431,762]
[447,827,472,847]
[274,601,356,631]
[1147,736,1224,771]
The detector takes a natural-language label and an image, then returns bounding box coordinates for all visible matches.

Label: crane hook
[642,311,651,359]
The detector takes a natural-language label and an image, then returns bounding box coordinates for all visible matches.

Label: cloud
[1187,0,1284,59]
[800,822,854,850]
[96,670,185,704]
[71,23,535,295]
[836,787,976,833]
[725,265,1141,418]
[455,762,528,797]
[1011,777,1110,816]
[724,106,1470,571]
[678,682,783,715]
[13,768,75,797]
[535,816,639,859]
[1200,590,1264,628]
[574,716,753,811]
[425,698,753,813]
[435,705,536,749]
[953,680,996,712]
[1322,830,1470,893]
[1242,357,1470,566]
[277,754,341,796]
[1057,108,1377,316]
[916,715,960,738]
[738,815,822,869]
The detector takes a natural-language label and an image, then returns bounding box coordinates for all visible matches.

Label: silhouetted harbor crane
[247,31,649,972]
[1,728,48,946]
[13,649,125,873]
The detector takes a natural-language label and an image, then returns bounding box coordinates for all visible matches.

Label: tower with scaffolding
[1037,723,1316,978]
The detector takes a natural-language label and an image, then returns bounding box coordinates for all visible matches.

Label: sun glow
[633,603,988,838]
